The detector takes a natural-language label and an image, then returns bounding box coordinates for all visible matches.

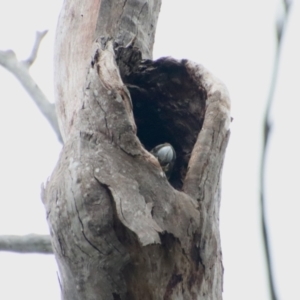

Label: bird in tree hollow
[150,143,176,179]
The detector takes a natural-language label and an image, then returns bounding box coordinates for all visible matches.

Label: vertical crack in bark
[73,192,104,255]
[122,0,128,11]
[58,236,65,256]
[56,235,72,262]
[93,178,126,256]
[68,166,105,256]
[96,99,110,137]
[75,242,90,257]
[137,3,147,22]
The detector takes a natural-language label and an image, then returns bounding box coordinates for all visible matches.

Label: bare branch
[0,35,63,143]
[260,1,292,300]
[283,0,292,12]
[22,30,48,68]
[0,234,53,254]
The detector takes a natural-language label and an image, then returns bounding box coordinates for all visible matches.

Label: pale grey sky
[0,1,299,299]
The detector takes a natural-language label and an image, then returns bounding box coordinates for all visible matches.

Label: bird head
[150,143,176,179]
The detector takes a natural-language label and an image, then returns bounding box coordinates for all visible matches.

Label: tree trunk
[42,1,230,299]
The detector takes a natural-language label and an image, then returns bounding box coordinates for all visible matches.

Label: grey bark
[42,1,230,300]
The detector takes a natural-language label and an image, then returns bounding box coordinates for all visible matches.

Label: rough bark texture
[42,1,230,300]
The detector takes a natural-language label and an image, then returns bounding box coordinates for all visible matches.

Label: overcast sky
[0,1,299,299]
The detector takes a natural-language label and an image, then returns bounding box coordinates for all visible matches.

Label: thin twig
[0,234,53,254]
[22,30,48,68]
[283,0,292,11]
[260,1,292,300]
[0,32,63,143]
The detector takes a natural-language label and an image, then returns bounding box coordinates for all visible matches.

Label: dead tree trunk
[42,1,231,299]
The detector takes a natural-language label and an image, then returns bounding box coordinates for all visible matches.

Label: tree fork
[42,1,230,299]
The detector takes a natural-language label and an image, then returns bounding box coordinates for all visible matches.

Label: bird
[150,143,176,179]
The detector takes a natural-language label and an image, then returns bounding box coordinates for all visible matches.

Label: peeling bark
[43,1,230,299]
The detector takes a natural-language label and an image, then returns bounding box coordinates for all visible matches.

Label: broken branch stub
[44,34,230,300]
[44,41,230,299]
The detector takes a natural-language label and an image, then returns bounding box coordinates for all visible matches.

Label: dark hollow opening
[117,50,206,190]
